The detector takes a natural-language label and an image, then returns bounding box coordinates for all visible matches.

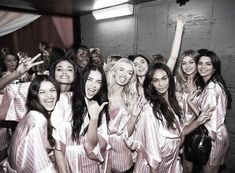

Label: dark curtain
[0,15,72,56]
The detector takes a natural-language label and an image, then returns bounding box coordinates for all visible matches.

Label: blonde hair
[175,50,198,93]
[106,58,138,111]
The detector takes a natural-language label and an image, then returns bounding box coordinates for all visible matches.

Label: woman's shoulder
[24,110,48,126]
[205,81,224,94]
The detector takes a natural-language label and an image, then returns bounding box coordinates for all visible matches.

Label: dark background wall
[80,0,235,172]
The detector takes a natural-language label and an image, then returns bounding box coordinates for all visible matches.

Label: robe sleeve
[16,120,56,172]
[130,106,161,169]
[198,82,227,139]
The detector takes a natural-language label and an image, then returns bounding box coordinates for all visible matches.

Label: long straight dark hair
[71,64,109,141]
[144,63,182,129]
[195,50,232,109]
[26,75,60,147]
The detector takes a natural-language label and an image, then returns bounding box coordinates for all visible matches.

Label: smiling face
[114,62,133,86]
[38,81,58,112]
[4,54,17,72]
[54,60,75,84]
[152,69,169,95]
[91,53,103,66]
[197,56,215,82]
[85,70,102,99]
[134,56,149,77]
[181,55,197,76]
[76,49,90,69]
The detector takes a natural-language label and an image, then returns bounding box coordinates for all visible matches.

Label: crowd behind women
[0,15,232,173]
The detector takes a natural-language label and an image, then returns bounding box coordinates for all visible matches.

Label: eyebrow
[56,65,74,68]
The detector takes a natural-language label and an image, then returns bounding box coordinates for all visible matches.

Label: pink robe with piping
[0,82,30,121]
[196,81,229,166]
[8,110,57,173]
[0,83,30,159]
[130,103,183,173]
[107,107,134,172]
[51,93,109,173]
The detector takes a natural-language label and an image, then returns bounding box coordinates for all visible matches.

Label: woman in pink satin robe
[8,75,61,172]
[131,63,184,173]
[188,50,232,173]
[105,58,145,172]
[174,50,202,172]
[51,64,110,173]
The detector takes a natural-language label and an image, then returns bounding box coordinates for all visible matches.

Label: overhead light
[93,0,129,10]
[92,4,133,20]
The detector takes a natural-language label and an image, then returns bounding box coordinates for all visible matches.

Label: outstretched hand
[17,53,44,76]
[85,97,108,120]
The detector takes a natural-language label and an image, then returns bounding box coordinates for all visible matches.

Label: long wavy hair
[26,75,60,147]
[195,50,232,109]
[71,64,109,141]
[49,58,78,92]
[144,63,182,129]
[106,58,138,111]
[175,50,200,93]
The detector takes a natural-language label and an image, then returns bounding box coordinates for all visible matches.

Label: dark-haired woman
[49,58,76,93]
[66,44,91,74]
[187,50,232,173]
[8,75,60,172]
[131,63,183,173]
[51,65,109,172]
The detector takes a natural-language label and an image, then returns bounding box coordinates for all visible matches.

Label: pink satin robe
[107,107,135,172]
[0,83,30,161]
[196,81,229,166]
[51,93,109,173]
[8,110,57,173]
[0,82,30,121]
[130,103,183,173]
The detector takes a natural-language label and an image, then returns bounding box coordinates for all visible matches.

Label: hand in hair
[85,97,108,120]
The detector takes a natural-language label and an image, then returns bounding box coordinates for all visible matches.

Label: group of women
[0,15,232,173]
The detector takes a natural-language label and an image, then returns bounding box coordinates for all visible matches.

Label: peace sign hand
[131,96,146,118]
[85,97,108,120]
[17,53,44,76]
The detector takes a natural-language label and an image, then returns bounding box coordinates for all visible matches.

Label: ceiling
[0,0,155,17]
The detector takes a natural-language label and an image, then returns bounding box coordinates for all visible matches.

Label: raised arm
[0,53,43,90]
[167,15,186,72]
